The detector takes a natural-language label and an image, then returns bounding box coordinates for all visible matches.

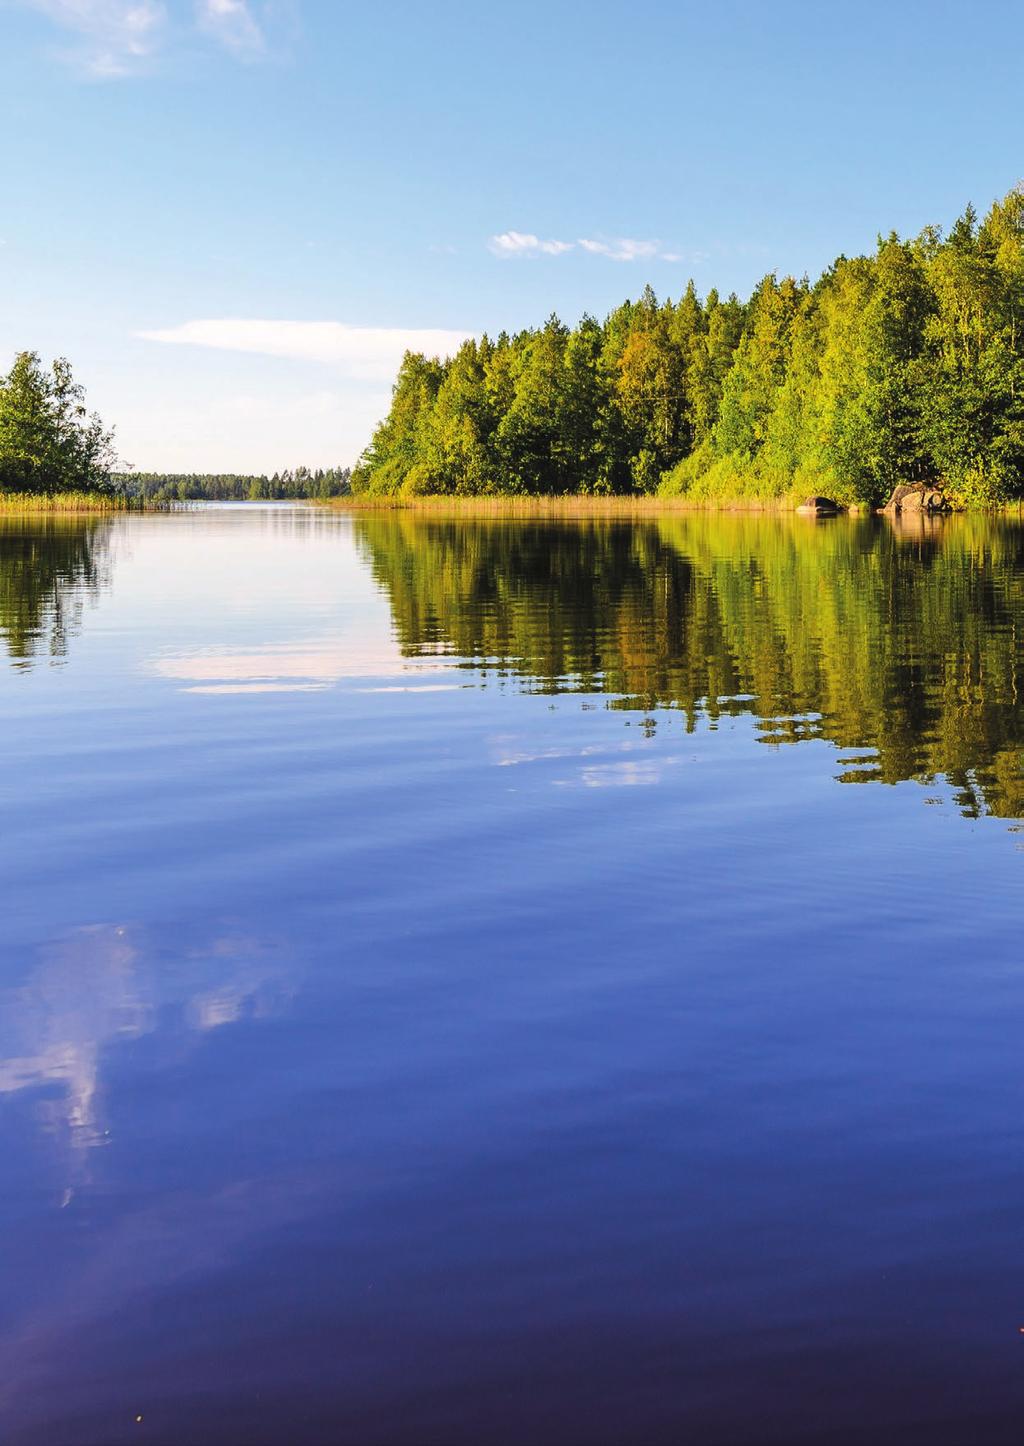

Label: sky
[2,0,1023,473]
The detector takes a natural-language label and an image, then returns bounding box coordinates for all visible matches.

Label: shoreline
[322,495,1024,518]
[5,494,1024,518]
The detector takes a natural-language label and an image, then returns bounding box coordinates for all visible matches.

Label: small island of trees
[353,188,1024,507]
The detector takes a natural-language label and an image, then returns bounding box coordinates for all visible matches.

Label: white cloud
[488,231,576,258]
[24,0,168,77]
[194,0,263,58]
[138,319,476,380]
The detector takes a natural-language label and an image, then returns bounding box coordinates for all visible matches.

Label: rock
[883,483,952,514]
[884,483,920,511]
[796,496,842,515]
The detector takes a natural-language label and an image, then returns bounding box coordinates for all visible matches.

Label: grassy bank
[659,449,840,508]
[0,491,142,513]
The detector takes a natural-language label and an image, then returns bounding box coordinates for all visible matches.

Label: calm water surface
[2,504,1023,1444]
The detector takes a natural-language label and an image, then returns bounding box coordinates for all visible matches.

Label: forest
[353,189,1024,506]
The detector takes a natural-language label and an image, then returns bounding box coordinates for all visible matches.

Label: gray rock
[884,484,952,514]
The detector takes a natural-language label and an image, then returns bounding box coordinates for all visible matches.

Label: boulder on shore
[884,483,952,514]
[796,496,842,515]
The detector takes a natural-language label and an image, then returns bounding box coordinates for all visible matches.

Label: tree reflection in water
[0,514,113,668]
[356,510,1024,818]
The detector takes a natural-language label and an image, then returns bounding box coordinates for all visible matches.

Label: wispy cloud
[194,0,263,58]
[138,319,476,380]
[488,231,575,258]
[22,0,274,74]
[579,237,666,262]
[23,0,168,77]
[489,230,688,263]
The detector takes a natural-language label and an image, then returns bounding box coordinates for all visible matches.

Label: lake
[2,502,1023,1445]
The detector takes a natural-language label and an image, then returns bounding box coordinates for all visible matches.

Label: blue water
[1,504,1022,1444]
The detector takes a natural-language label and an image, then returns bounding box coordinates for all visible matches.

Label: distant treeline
[120,468,352,502]
[354,188,1024,507]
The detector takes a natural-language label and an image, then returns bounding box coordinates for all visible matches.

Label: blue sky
[2,0,1023,471]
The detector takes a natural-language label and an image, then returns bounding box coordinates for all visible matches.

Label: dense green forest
[0,351,117,496]
[354,189,1024,506]
[355,511,1024,817]
[119,468,352,502]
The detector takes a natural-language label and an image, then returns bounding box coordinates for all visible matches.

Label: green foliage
[358,189,1024,506]
[0,352,116,495]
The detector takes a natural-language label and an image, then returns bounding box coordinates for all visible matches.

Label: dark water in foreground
[2,504,1023,1445]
